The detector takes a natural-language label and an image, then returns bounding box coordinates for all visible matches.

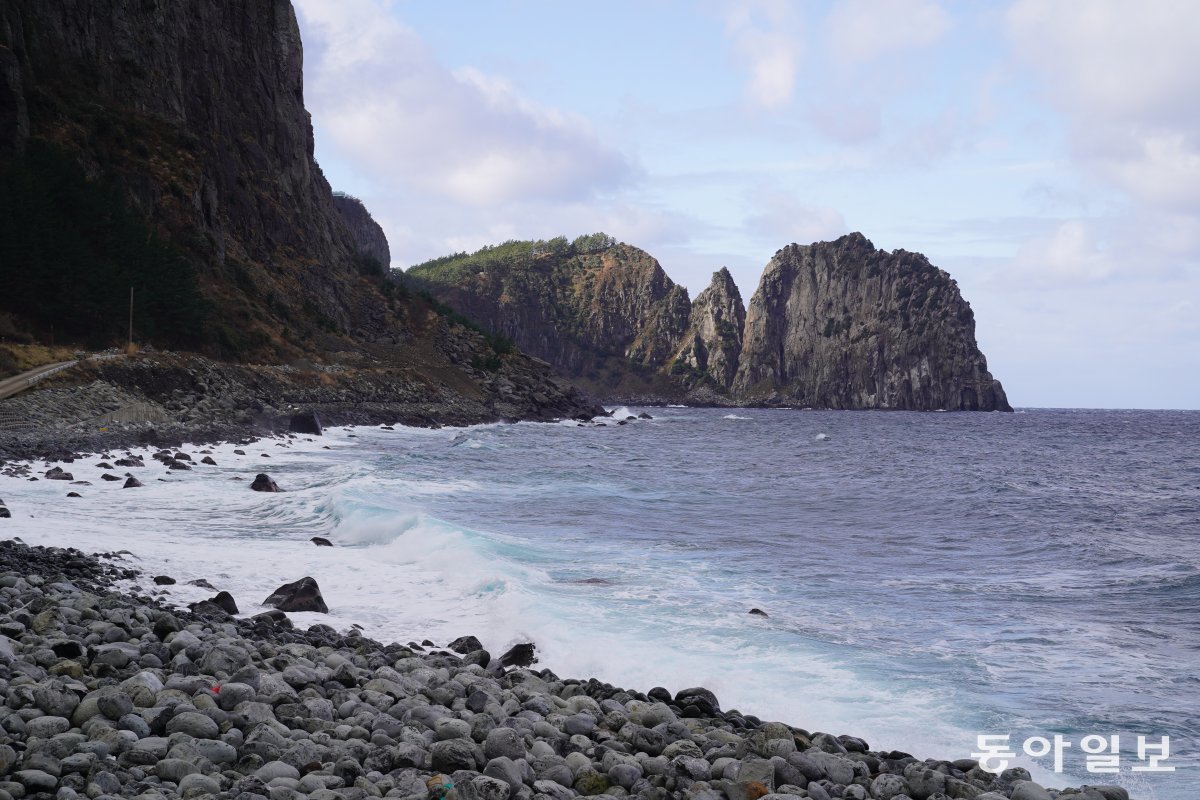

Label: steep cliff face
[412,233,1010,410]
[734,234,1010,410]
[408,238,694,398]
[669,268,745,390]
[333,194,391,271]
[0,0,602,421]
[0,0,358,340]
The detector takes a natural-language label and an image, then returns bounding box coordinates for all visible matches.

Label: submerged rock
[250,473,280,492]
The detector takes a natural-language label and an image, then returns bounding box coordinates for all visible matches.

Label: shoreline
[0,351,605,467]
[0,536,1128,800]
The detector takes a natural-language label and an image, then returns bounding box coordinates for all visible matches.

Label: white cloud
[808,101,881,144]
[724,0,804,109]
[1008,221,1116,285]
[826,0,951,65]
[294,0,633,207]
[742,189,848,246]
[1006,0,1200,214]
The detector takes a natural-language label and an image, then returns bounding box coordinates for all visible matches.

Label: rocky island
[408,236,1010,411]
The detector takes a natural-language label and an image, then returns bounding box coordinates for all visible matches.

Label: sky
[292,0,1200,410]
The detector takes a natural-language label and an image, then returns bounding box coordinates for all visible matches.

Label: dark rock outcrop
[263,577,328,614]
[734,234,1010,411]
[289,411,322,436]
[496,642,537,669]
[250,473,280,493]
[122,477,142,488]
[310,536,333,547]
[675,686,721,716]
[210,590,239,615]
[669,267,746,391]
[449,635,484,655]
[333,194,390,271]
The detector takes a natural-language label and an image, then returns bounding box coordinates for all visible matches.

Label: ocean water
[2,407,1198,799]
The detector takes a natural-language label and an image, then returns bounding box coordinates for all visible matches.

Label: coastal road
[0,353,124,402]
[0,359,79,401]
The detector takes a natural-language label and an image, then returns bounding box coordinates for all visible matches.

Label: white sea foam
[0,434,962,764]
[0,416,1156,795]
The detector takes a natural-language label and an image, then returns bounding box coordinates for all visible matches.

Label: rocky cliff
[734,234,1010,411]
[408,237,694,399]
[0,0,600,423]
[670,268,746,392]
[333,193,391,271]
[412,234,1011,410]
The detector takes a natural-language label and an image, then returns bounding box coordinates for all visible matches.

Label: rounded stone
[573,768,609,796]
[1010,781,1054,800]
[431,738,478,772]
[435,718,471,741]
[255,761,301,782]
[869,773,910,800]
[608,763,642,789]
[179,773,222,797]
[97,693,133,720]
[25,716,71,739]
[165,711,219,739]
[15,770,58,792]
[484,727,526,761]
[563,714,595,736]
[156,758,201,783]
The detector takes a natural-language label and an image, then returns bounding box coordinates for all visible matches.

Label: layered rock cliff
[333,193,391,271]
[412,233,1011,410]
[669,268,746,391]
[0,0,600,422]
[408,238,694,399]
[734,234,1010,411]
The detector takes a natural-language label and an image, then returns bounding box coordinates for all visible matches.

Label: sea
[3,407,1197,799]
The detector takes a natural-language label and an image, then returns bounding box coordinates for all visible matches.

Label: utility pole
[128,286,133,352]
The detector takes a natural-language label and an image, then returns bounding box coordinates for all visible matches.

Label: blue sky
[294,0,1199,409]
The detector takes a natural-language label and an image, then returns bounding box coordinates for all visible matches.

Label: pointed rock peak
[709,267,741,295]
[834,231,875,250]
